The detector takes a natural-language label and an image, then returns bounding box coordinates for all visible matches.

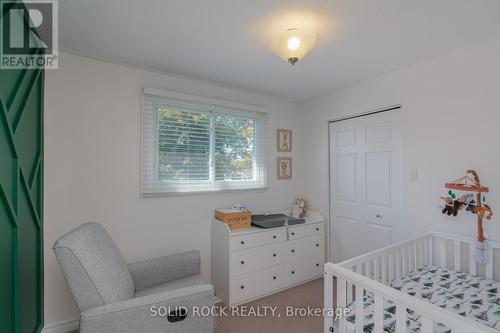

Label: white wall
[44,53,305,329]
[302,37,500,262]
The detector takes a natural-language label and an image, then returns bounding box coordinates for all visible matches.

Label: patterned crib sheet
[335,265,500,332]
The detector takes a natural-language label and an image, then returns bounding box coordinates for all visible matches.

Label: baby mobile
[441,170,493,263]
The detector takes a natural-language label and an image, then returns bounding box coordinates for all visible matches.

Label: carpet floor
[67,278,325,333]
[216,278,324,333]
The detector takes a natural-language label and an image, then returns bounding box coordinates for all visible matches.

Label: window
[142,88,268,195]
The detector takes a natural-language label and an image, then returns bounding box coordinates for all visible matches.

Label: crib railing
[324,233,500,333]
[432,232,500,279]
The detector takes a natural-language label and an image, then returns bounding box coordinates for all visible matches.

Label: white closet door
[330,109,402,262]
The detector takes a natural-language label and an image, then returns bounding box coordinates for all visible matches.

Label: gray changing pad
[251,214,305,229]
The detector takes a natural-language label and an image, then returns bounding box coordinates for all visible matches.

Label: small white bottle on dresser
[211,210,325,306]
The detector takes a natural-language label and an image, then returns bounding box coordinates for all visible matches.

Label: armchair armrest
[80,284,214,333]
[128,250,201,292]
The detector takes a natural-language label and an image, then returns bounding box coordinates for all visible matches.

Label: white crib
[324,232,500,333]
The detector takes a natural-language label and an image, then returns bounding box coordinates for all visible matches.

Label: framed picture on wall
[277,129,292,152]
[277,157,292,179]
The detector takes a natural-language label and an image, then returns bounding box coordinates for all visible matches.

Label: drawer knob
[316,263,320,267]
[315,228,320,231]
[291,232,295,236]
[273,253,277,257]
[241,241,245,245]
[273,276,277,280]
[273,235,277,239]
[241,261,245,265]
[240,285,245,290]
[291,249,295,253]
[316,244,320,247]
[291,271,295,274]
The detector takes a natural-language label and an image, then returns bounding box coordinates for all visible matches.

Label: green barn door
[0,2,44,333]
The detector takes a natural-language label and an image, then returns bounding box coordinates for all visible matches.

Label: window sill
[142,186,268,198]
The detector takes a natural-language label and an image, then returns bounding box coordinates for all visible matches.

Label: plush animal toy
[441,196,464,216]
[466,200,477,213]
[459,193,475,205]
[295,197,307,218]
[457,194,476,213]
[476,204,493,220]
[442,192,493,220]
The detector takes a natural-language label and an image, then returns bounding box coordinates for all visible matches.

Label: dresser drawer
[231,229,286,251]
[231,243,282,276]
[283,254,324,285]
[283,235,324,261]
[288,223,324,240]
[231,265,282,303]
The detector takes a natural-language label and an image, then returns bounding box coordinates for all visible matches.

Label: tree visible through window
[215,115,254,181]
[157,109,256,183]
[158,108,210,181]
[142,90,267,194]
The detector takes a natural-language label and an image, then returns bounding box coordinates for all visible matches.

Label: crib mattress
[336,265,500,332]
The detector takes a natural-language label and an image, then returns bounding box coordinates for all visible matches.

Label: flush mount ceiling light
[270,28,316,65]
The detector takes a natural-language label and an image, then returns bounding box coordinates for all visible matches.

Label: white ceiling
[59,0,500,101]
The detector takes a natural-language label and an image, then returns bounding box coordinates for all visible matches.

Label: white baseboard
[42,318,79,333]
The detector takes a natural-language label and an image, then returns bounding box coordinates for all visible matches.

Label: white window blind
[142,88,268,195]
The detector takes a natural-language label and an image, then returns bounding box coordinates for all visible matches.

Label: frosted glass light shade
[270,28,316,65]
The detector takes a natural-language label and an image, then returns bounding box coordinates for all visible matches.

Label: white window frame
[141,87,268,196]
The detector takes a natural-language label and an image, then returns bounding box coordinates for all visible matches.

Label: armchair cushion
[134,275,208,298]
[128,250,201,292]
[53,222,135,311]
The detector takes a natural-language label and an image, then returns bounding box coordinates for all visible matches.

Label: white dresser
[211,210,325,306]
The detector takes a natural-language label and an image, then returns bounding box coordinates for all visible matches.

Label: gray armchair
[53,222,215,333]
